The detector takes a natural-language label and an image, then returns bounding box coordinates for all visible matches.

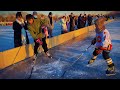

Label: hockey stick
[85,44,92,51]
[27,58,37,79]
[26,29,48,79]
[11,46,22,65]
[60,44,92,78]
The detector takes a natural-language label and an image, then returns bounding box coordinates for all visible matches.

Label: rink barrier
[0,19,114,70]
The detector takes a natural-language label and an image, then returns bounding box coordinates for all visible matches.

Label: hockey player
[88,17,115,76]
[26,14,52,60]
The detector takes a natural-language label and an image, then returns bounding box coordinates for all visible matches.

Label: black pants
[25,31,29,44]
[34,37,48,55]
[70,25,74,31]
[93,48,110,60]
[14,33,22,47]
[14,38,22,47]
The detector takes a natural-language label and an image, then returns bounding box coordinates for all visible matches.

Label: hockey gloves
[36,38,43,45]
[99,44,112,51]
[41,26,49,38]
[95,48,103,55]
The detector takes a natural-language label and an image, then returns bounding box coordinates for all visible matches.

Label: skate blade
[106,73,116,76]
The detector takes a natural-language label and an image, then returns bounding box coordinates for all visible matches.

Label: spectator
[69,13,75,31]
[77,14,84,29]
[13,12,29,47]
[60,16,68,34]
[87,14,93,26]
[26,14,52,60]
[83,14,87,27]
[48,12,54,38]
[92,15,98,24]
[33,11,38,19]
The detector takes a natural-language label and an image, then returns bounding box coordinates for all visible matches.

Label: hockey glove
[98,44,112,51]
[36,38,43,45]
[95,48,102,55]
[107,44,112,51]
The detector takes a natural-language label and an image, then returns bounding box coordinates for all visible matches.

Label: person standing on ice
[13,12,29,47]
[32,11,49,38]
[88,17,115,76]
[48,12,54,38]
[33,11,38,19]
[87,14,93,26]
[69,13,75,31]
[26,14,52,60]
[77,14,82,29]
[83,14,87,27]
[60,16,68,34]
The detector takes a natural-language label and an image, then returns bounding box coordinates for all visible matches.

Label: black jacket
[13,21,29,47]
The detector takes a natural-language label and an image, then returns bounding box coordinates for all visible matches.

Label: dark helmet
[26,14,34,20]
[49,12,52,15]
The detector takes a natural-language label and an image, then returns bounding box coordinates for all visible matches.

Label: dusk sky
[0,11,112,16]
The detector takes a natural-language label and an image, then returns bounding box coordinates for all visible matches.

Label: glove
[98,44,112,51]
[107,44,112,51]
[91,38,96,45]
[95,48,102,54]
[36,38,43,45]
[41,26,47,33]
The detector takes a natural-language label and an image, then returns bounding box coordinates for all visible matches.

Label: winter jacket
[77,16,84,28]
[27,18,50,40]
[60,18,67,31]
[13,19,29,47]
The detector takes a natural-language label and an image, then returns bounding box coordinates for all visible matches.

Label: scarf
[16,19,25,26]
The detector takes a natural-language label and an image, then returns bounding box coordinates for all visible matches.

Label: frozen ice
[0,20,120,79]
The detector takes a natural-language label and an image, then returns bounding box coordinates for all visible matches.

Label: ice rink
[0,20,120,79]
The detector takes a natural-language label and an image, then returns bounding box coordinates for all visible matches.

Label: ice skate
[106,66,116,76]
[33,54,37,61]
[45,51,52,59]
[88,59,96,64]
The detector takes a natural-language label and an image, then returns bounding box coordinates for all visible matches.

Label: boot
[33,54,37,61]
[88,58,96,64]
[88,55,97,64]
[45,51,52,59]
[106,63,116,76]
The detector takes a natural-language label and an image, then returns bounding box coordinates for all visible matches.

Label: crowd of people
[12,12,114,60]
[13,11,54,60]
[12,11,115,75]
[59,13,115,34]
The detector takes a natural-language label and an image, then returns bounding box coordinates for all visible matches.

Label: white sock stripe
[107,60,112,63]
[93,56,97,59]
[106,58,113,64]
